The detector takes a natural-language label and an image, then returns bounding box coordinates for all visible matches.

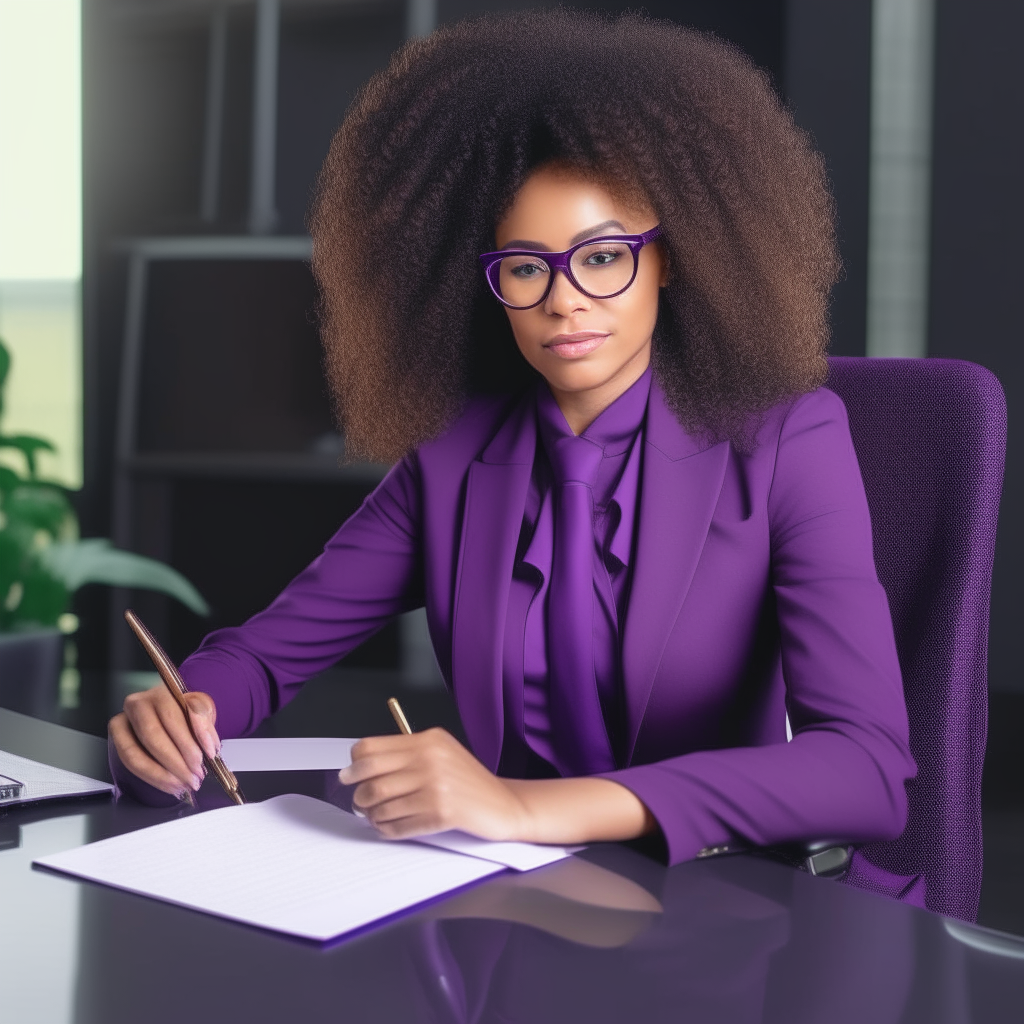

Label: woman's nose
[543,268,591,316]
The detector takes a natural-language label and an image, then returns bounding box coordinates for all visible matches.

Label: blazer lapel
[621,384,730,763]
[451,394,536,771]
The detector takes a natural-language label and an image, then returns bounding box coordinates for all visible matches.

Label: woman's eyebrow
[569,219,627,245]
[499,220,629,251]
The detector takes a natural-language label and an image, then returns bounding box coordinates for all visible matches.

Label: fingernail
[338,767,350,783]
[192,774,203,791]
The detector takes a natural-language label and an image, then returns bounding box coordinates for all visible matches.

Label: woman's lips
[545,333,609,359]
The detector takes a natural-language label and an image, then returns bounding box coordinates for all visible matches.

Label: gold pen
[387,696,413,735]
[124,609,245,806]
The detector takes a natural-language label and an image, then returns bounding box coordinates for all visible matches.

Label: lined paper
[35,794,503,941]
[218,738,578,871]
[416,830,577,871]
[0,750,112,807]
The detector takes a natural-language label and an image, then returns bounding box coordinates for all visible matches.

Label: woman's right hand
[108,686,221,798]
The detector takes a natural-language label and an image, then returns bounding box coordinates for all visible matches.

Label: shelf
[105,1,386,27]
[125,451,390,484]
[112,235,313,261]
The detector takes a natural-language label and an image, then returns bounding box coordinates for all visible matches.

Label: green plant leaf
[0,336,10,401]
[0,435,57,479]
[4,483,74,536]
[0,465,22,494]
[5,564,69,630]
[39,539,211,617]
[0,530,24,604]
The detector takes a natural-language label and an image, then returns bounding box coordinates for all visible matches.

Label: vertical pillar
[400,0,439,685]
[110,250,148,671]
[406,0,437,40]
[248,0,279,235]
[200,3,228,224]
[865,0,936,358]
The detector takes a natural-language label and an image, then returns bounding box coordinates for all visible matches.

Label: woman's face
[494,165,666,425]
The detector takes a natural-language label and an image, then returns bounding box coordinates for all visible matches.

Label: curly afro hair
[310,8,840,462]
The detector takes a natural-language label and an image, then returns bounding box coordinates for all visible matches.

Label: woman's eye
[583,250,621,266]
[510,261,546,278]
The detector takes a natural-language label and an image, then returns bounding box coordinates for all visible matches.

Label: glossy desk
[2,706,1023,1024]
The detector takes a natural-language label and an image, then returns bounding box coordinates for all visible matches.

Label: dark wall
[929,0,1024,692]
[276,6,406,232]
[785,0,872,359]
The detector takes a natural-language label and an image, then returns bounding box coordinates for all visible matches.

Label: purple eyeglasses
[478,225,663,310]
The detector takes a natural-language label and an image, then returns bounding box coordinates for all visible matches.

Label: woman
[110,10,914,870]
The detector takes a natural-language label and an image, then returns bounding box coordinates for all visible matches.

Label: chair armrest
[697,839,854,879]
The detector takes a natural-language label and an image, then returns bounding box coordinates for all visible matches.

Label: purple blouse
[505,370,649,773]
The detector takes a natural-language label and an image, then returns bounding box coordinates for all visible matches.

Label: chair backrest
[825,357,1006,922]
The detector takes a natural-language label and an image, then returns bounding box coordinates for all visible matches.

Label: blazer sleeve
[601,388,917,865]
[175,455,425,739]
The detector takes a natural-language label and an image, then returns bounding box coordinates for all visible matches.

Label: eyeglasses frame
[478,225,663,310]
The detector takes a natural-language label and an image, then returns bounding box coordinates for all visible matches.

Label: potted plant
[0,336,208,716]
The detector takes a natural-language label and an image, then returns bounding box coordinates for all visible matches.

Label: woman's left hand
[338,728,528,841]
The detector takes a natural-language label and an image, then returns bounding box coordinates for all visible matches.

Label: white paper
[0,749,113,807]
[415,830,576,871]
[220,737,357,772]
[35,793,503,942]
[219,737,578,871]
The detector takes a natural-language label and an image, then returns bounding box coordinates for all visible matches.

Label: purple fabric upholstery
[825,357,1006,922]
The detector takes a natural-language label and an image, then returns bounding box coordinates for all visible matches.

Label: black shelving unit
[107,234,392,670]
[83,1,412,679]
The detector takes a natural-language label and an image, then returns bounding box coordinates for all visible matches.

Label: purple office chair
[824,357,1006,922]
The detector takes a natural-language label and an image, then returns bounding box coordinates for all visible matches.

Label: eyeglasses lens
[496,241,636,307]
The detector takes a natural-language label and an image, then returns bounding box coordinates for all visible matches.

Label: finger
[151,696,209,781]
[364,790,429,826]
[370,805,445,840]
[110,713,190,798]
[348,734,419,763]
[343,728,461,783]
[340,749,414,786]
[351,769,423,813]
[359,774,458,832]
[184,692,220,759]
[123,694,203,791]
[375,819,427,840]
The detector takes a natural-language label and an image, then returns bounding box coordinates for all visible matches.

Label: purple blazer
[174,379,915,866]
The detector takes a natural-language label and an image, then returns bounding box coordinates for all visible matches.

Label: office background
[1,0,1021,929]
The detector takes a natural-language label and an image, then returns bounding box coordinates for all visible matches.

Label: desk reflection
[17,768,998,1024]
[71,849,791,1024]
